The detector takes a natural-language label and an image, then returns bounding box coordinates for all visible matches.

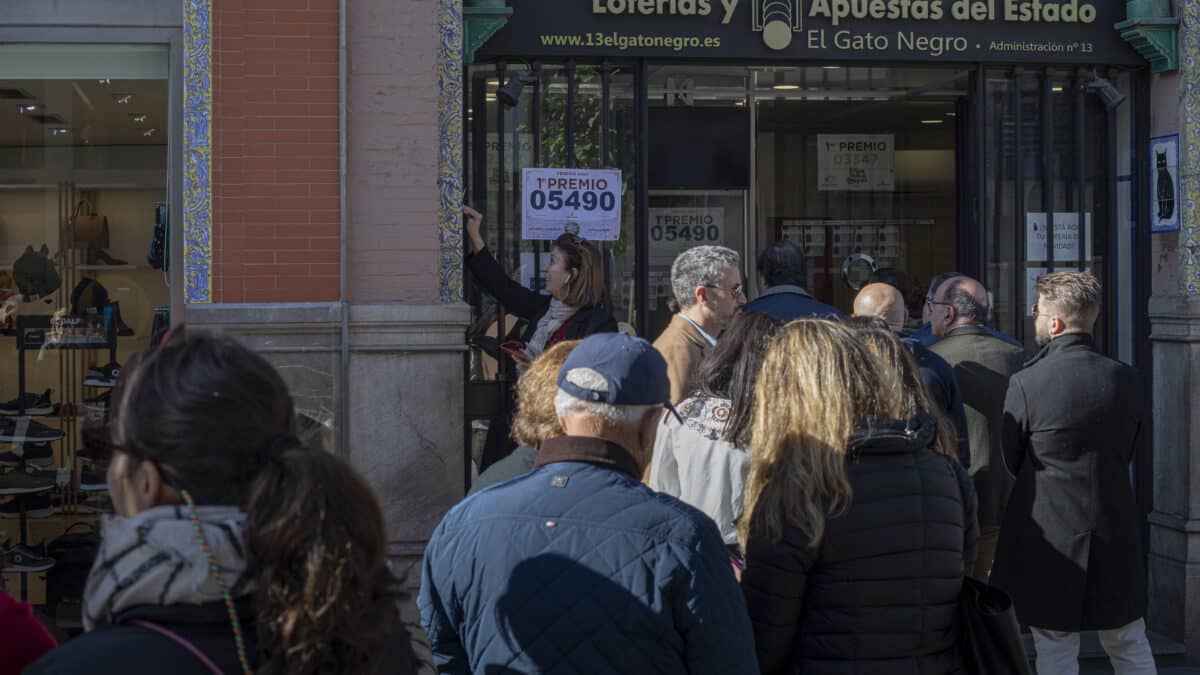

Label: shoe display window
[0,44,170,618]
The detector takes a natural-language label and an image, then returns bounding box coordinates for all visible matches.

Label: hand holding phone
[500,340,531,366]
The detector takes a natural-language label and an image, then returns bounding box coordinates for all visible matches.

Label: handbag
[68,199,110,248]
[958,576,1030,674]
[147,202,168,271]
[45,522,100,606]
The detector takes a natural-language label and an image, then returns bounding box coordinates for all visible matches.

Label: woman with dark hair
[463,206,617,470]
[27,333,417,675]
[647,311,782,546]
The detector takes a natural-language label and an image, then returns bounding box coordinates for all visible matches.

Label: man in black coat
[991,271,1155,674]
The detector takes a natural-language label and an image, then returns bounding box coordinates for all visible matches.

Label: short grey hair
[943,279,990,324]
[554,368,655,425]
[671,246,740,309]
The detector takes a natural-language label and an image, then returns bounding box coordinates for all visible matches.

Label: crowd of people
[0,206,1153,675]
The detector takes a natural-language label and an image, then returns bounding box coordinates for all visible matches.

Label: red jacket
[0,590,56,675]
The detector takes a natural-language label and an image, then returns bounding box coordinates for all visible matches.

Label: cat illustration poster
[1151,134,1180,233]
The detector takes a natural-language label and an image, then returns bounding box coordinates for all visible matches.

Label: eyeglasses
[704,284,746,298]
[926,300,951,308]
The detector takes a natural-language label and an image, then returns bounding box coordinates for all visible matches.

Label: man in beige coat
[653,246,745,403]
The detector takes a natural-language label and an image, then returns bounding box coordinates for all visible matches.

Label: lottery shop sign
[521,168,623,241]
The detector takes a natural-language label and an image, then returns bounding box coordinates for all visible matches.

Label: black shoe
[0,443,54,468]
[1,540,55,572]
[0,390,54,416]
[0,494,53,518]
[0,469,55,495]
[83,362,121,388]
[79,470,107,492]
[0,418,64,443]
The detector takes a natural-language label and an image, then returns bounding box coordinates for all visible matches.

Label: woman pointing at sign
[464,205,617,468]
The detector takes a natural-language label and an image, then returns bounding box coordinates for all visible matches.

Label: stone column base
[1148,295,1200,662]
[186,301,469,578]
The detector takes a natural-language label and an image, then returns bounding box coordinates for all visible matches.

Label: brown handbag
[68,199,110,248]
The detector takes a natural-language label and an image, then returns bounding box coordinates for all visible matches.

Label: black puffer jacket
[741,416,979,675]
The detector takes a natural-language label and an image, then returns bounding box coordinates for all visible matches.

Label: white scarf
[83,504,253,631]
[525,299,577,360]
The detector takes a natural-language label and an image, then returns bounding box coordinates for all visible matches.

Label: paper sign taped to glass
[1025,212,1092,263]
[521,168,623,241]
[817,134,895,192]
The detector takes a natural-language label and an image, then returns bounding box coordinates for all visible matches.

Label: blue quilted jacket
[419,436,759,674]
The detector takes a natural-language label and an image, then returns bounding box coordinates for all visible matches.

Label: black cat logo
[1157,149,1176,222]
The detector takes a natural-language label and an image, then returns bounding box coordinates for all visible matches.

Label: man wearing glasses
[928,275,1026,580]
[653,245,746,404]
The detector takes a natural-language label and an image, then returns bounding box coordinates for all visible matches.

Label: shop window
[0,43,169,613]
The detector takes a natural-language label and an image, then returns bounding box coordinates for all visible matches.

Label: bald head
[931,275,992,337]
[854,283,907,333]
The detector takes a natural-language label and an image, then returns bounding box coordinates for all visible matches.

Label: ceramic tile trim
[183,0,213,304]
[438,0,465,303]
[1182,0,1200,295]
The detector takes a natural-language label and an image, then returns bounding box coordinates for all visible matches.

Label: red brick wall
[213,0,341,303]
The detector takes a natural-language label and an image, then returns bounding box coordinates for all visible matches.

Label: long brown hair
[739,320,903,548]
[110,333,399,675]
[554,233,606,308]
[511,340,580,446]
[844,316,958,458]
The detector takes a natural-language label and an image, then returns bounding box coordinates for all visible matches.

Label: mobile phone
[500,340,529,361]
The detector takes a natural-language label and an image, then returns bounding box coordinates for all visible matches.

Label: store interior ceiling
[0,79,167,148]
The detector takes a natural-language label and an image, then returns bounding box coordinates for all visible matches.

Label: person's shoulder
[26,624,208,675]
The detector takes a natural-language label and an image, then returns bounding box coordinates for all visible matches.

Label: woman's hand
[463,205,486,254]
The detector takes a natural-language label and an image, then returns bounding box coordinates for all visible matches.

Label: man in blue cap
[420,333,758,674]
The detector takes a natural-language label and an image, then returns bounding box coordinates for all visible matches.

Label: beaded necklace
[180,487,254,675]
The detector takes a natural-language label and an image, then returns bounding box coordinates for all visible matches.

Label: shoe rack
[8,314,115,602]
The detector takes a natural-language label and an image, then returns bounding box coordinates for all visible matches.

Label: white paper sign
[1026,213,1092,263]
[1150,134,1180,233]
[817,134,895,192]
[521,168,622,241]
[648,208,726,267]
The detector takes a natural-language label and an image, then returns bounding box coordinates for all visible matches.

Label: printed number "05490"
[651,224,720,242]
[529,189,616,211]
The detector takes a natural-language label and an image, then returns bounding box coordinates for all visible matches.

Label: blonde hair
[739,320,903,549]
[848,319,958,458]
[511,340,580,446]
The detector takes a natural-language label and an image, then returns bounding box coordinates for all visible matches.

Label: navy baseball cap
[557,333,680,420]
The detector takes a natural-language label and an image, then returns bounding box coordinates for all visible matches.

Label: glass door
[754,67,970,320]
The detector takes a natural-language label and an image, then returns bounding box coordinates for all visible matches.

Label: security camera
[1086,76,1125,111]
[498,72,538,107]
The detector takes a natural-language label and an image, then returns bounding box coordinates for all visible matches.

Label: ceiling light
[487,78,499,86]
[735,100,746,106]
[98,78,110,85]
[113,94,133,104]
[142,128,157,137]
[772,84,800,90]
[1051,85,1064,93]
[129,113,149,123]
[50,128,69,136]
[17,104,43,113]
[822,66,842,70]
[921,119,944,124]
[945,111,957,117]
[485,93,497,102]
